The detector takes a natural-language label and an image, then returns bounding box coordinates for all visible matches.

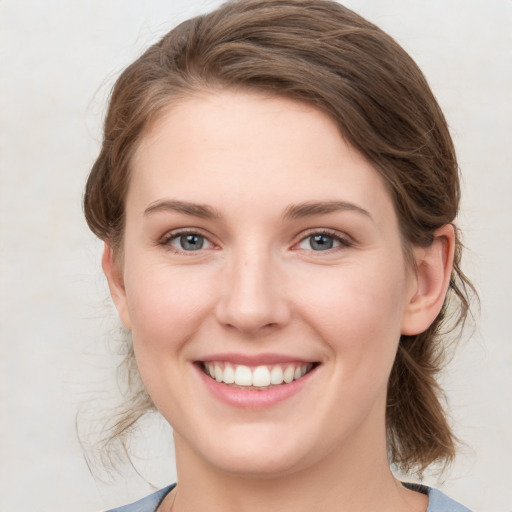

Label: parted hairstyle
[84,0,475,475]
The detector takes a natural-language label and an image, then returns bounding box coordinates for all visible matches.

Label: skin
[104,91,454,512]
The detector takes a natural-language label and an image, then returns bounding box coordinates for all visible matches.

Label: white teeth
[234,365,253,386]
[203,362,314,388]
[270,365,284,384]
[252,366,271,387]
[283,365,295,383]
[223,364,235,384]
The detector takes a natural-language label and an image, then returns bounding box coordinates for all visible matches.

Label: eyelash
[159,228,353,255]
[159,229,216,255]
[293,229,353,253]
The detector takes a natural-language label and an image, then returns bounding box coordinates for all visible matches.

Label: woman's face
[107,91,421,477]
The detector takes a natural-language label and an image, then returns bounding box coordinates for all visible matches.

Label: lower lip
[195,364,317,409]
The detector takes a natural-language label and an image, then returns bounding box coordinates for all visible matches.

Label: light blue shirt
[106,482,472,512]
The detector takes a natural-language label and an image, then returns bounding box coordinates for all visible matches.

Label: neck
[169,420,426,512]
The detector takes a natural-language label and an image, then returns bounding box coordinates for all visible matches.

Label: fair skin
[103,91,454,512]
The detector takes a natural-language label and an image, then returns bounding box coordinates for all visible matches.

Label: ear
[401,224,455,335]
[102,243,132,330]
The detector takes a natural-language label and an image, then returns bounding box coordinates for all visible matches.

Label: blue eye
[309,234,337,251]
[170,233,207,251]
[297,232,348,251]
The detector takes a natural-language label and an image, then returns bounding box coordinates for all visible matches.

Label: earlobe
[102,243,132,330]
[401,224,455,335]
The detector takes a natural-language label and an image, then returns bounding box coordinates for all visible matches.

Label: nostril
[216,297,291,335]
[214,266,291,334]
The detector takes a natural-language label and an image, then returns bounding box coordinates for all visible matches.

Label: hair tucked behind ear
[84,0,477,476]
[387,235,475,474]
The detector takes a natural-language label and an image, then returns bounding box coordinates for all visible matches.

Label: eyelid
[159,228,218,254]
[292,228,354,251]
[158,227,353,254]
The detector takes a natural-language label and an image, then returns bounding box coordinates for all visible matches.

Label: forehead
[128,90,396,225]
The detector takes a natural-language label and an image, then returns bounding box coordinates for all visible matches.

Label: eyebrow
[144,199,222,219]
[143,199,372,222]
[282,200,373,221]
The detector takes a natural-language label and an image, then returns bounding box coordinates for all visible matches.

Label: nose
[215,251,291,336]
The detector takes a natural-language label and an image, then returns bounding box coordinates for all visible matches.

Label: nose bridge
[215,243,289,334]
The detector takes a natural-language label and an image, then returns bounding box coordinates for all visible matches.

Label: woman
[84,1,474,510]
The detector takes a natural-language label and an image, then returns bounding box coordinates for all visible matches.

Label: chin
[207,448,309,479]
[177,423,318,479]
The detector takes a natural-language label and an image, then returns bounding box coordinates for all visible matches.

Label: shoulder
[404,483,472,512]
[426,487,472,512]
[104,484,176,512]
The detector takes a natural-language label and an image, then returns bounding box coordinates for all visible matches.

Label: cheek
[293,261,407,372]
[124,263,215,353]
[122,264,218,413]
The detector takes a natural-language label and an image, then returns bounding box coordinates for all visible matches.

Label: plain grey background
[0,1,511,511]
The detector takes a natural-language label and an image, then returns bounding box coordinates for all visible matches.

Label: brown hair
[84,0,475,475]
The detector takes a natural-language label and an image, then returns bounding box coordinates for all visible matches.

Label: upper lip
[196,353,317,366]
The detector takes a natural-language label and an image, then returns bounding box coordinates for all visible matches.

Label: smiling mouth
[199,361,318,389]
